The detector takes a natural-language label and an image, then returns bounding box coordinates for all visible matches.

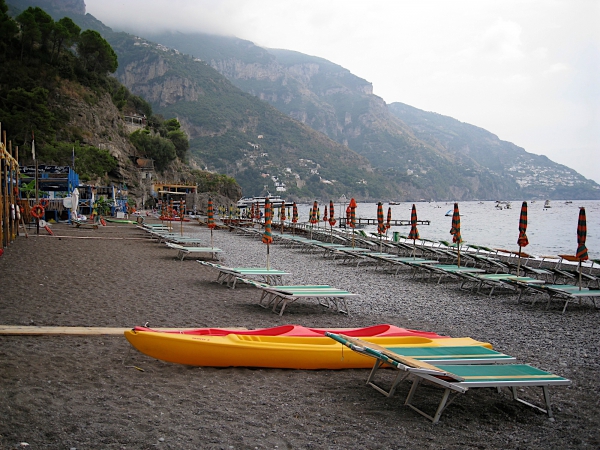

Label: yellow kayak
[124,331,492,369]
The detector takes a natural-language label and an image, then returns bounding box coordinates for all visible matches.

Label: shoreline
[0,221,598,448]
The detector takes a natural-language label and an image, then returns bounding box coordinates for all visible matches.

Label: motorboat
[236,194,291,208]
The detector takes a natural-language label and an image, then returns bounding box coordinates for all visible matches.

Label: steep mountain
[9,1,599,200]
[148,31,600,200]
[387,102,600,200]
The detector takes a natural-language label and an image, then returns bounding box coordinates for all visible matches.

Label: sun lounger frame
[197,260,289,288]
[165,242,222,260]
[257,285,357,316]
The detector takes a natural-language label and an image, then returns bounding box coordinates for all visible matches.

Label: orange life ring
[40,199,49,208]
[31,204,45,219]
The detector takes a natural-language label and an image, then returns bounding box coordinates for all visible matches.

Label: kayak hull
[124,331,491,369]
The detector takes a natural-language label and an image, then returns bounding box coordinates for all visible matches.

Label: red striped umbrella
[407,204,419,258]
[376,202,386,252]
[310,201,318,224]
[292,202,299,235]
[262,199,273,269]
[450,202,462,266]
[576,207,588,289]
[207,198,216,248]
[328,200,336,227]
[328,200,336,242]
[349,198,357,247]
[386,207,392,231]
[322,205,328,223]
[516,201,529,276]
[309,200,318,239]
[349,198,357,228]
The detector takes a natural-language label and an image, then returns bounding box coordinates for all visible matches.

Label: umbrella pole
[457,246,461,267]
[413,239,416,259]
[267,243,270,270]
[210,228,214,249]
[579,260,582,290]
[517,245,522,277]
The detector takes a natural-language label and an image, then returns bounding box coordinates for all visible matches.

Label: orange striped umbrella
[516,201,529,276]
[262,199,273,269]
[450,202,462,266]
[576,207,588,289]
[323,205,328,223]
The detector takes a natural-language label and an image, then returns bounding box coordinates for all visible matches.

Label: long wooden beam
[0,325,247,335]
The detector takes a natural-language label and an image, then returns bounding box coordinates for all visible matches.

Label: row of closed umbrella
[222,197,589,287]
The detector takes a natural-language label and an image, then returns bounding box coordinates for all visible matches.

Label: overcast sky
[85,0,600,183]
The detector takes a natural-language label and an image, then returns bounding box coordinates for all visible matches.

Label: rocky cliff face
[53,79,139,185]
[119,56,200,108]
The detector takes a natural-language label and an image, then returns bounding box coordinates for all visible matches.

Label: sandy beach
[0,221,598,449]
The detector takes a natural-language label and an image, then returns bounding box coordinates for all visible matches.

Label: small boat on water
[544,200,551,208]
[124,330,491,369]
[236,193,292,208]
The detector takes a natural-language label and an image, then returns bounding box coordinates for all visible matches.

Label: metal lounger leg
[511,385,553,417]
[366,360,410,398]
[405,379,457,424]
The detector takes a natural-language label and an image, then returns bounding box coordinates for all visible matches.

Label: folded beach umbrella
[349,198,357,247]
[291,202,298,235]
[576,207,588,289]
[309,200,318,239]
[280,201,286,233]
[516,201,529,276]
[262,199,273,269]
[408,204,420,258]
[450,202,463,266]
[328,200,336,242]
[329,201,336,227]
[386,207,392,231]
[310,201,318,224]
[376,202,386,252]
[207,198,216,248]
[323,205,328,223]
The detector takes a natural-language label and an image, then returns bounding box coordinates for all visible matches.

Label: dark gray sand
[0,222,598,449]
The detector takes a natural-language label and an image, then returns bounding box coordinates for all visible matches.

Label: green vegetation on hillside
[0,0,120,179]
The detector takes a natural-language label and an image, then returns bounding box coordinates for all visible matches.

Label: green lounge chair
[326,333,571,424]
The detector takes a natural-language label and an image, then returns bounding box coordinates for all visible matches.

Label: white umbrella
[71,187,79,220]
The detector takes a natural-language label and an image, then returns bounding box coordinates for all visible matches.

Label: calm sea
[294,200,599,260]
